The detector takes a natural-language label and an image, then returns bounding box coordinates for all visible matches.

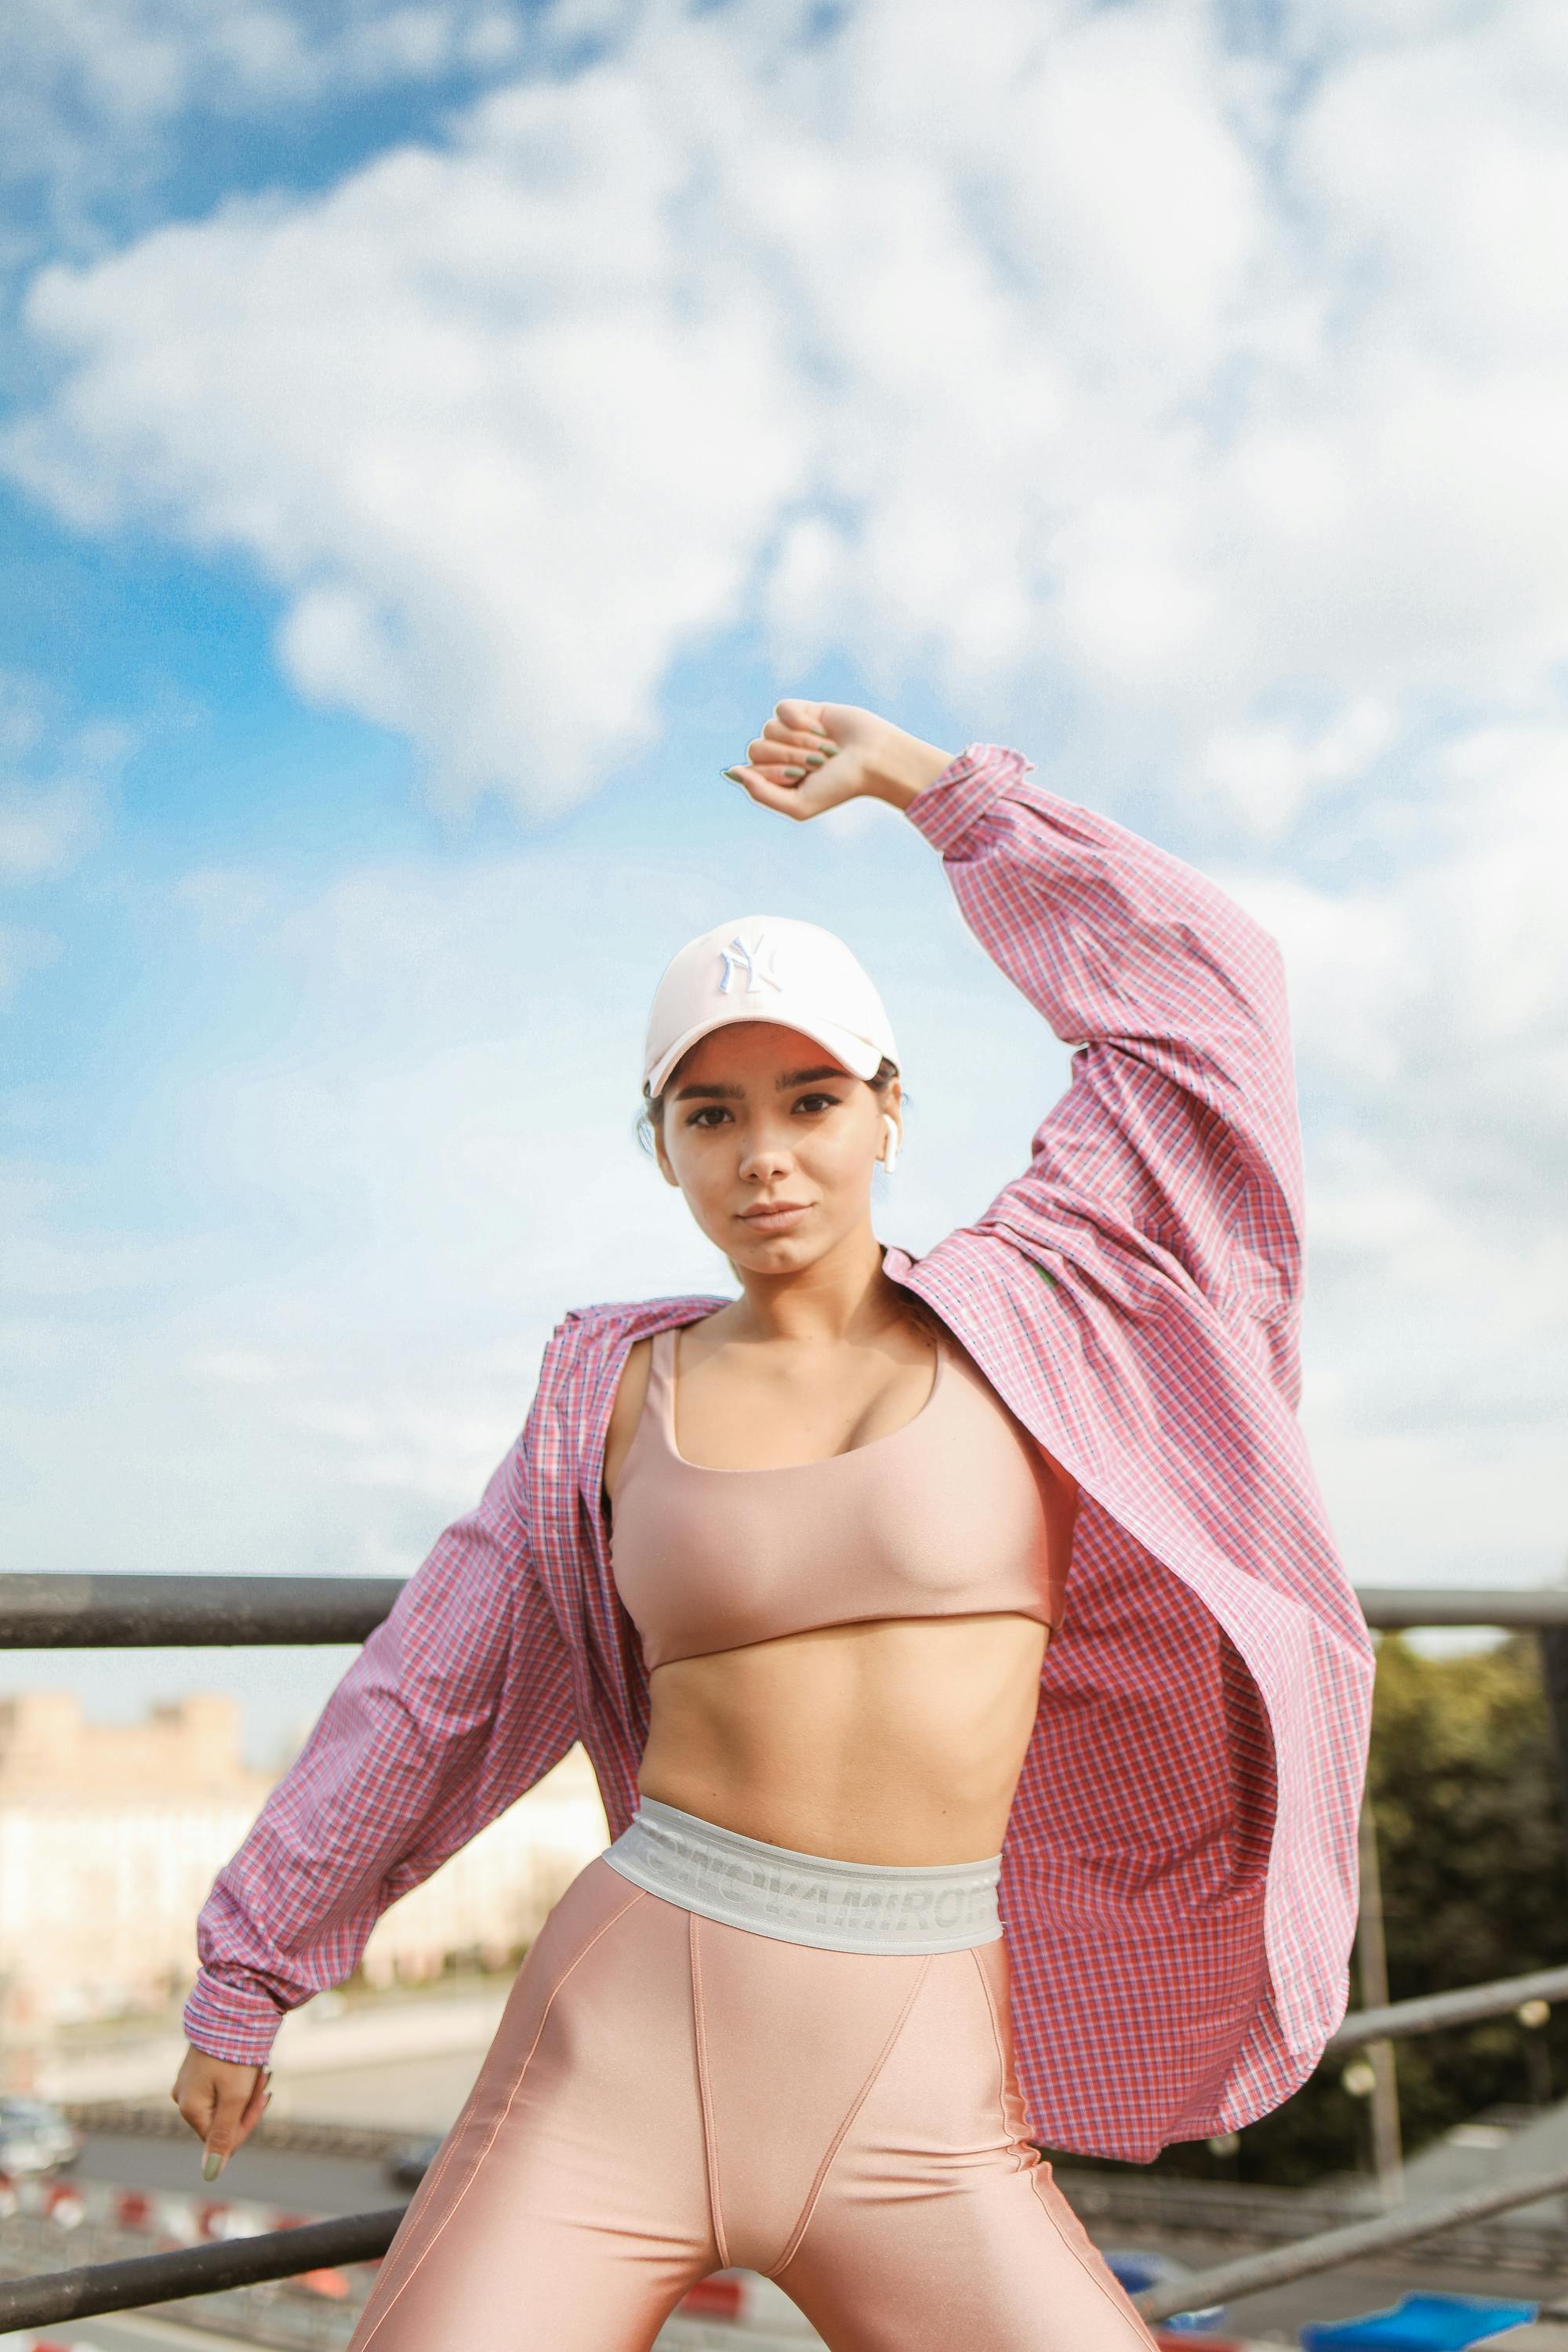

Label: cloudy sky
[2,0,1564,1752]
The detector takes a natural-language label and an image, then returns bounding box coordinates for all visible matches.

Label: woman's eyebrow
[672,1065,845,1102]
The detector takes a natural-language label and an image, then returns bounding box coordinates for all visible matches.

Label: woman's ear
[652,1129,681,1189]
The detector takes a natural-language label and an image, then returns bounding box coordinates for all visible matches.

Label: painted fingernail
[202,2150,225,2182]
[723,768,746,782]
[804,754,826,768]
[783,767,804,780]
[816,739,837,753]
[263,2092,273,2109]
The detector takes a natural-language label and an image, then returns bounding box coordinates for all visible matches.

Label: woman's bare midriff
[637,1611,1049,1866]
[604,1318,1059,1867]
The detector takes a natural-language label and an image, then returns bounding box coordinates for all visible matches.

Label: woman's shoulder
[554,1287,732,1332]
[545,1290,733,1367]
[533,1294,725,1486]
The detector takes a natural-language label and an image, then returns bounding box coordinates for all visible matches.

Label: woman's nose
[738,1127,793,1179]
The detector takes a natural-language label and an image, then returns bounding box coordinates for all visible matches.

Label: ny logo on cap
[717,930,783,996]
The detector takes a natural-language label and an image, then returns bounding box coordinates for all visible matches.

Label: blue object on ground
[1299,2290,1537,2349]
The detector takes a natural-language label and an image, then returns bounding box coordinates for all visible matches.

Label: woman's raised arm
[729,707,1304,1402]
[908,744,1305,1400]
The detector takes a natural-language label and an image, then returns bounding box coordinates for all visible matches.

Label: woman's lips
[738,1203,810,1234]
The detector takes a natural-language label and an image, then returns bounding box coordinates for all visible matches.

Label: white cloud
[1232,719,1568,1229]
[1194,699,1395,845]
[1224,870,1416,1090]
[1,0,1563,1604]
[9,52,811,808]
[9,0,1568,825]
[0,673,127,890]
[1224,715,1568,1578]
[0,0,528,224]
[0,782,102,882]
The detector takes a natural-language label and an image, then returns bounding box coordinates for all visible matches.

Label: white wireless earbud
[880,1113,899,1175]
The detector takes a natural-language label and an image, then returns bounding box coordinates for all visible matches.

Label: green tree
[1359,1632,1568,2153]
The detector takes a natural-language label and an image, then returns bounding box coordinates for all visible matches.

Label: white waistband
[602,1798,1003,1955]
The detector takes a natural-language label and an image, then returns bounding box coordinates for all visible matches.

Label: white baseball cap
[642,914,899,1098]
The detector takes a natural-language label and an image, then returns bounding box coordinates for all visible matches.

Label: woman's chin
[730,1234,814,1271]
[724,1221,831,1272]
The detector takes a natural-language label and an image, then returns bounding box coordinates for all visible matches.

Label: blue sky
[2,0,1565,1757]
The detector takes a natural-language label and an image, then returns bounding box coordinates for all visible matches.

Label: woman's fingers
[172,2077,216,2140]
[747,720,842,786]
[722,697,851,808]
[746,746,832,788]
[733,766,832,822]
[772,697,832,741]
[758,720,836,762]
[201,2070,267,2178]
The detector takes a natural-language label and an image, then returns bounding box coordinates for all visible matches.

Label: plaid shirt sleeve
[906,744,1306,1404]
[182,1421,579,2065]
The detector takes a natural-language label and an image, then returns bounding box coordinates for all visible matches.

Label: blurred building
[0,1691,608,2048]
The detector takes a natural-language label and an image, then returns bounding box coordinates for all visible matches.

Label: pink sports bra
[608,1323,1075,1671]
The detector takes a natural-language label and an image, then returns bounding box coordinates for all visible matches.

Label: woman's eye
[684,1094,839,1129]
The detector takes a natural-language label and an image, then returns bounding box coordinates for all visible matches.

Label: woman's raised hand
[724,701,954,821]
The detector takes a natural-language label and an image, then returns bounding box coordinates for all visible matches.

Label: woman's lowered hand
[724,700,953,820]
[171,2043,270,2180]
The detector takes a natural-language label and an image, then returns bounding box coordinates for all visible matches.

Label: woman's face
[654,1022,898,1274]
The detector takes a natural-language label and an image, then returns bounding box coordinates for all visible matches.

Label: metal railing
[0,2210,404,2333]
[1136,2158,1568,2325]
[1356,1588,1568,1630]
[1326,1962,1568,2054]
[4,1573,1563,1649]
[0,1573,402,1648]
[1059,2161,1568,2274]
[4,1573,1568,2338]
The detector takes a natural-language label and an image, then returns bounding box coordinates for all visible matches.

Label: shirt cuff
[183,1970,287,2067]
[903,742,1034,856]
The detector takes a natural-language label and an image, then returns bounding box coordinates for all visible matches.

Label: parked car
[382,2132,442,2190]
[0,2096,82,2176]
[1102,2247,1225,2333]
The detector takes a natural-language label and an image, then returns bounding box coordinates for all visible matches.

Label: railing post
[1537,1622,1568,1876]
[1356,1791,1404,2205]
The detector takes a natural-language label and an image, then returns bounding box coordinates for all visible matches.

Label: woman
[172,700,1374,2350]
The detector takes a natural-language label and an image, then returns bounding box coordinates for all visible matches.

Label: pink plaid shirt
[185,743,1374,2162]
